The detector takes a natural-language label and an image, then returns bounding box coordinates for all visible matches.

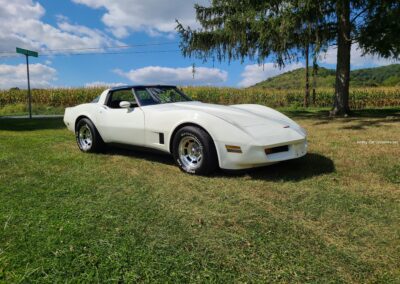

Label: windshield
[134,86,191,106]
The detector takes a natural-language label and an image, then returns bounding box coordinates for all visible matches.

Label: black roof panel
[109,85,177,91]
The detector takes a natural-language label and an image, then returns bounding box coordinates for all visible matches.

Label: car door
[96,88,145,145]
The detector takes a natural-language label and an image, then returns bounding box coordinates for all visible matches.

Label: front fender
[143,108,253,168]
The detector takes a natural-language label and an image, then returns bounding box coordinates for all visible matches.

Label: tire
[75,118,105,153]
[172,126,218,175]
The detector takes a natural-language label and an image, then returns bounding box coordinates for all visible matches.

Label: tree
[312,57,319,105]
[177,0,399,116]
[176,0,330,109]
[177,1,298,66]
[332,0,351,115]
[357,1,400,60]
[292,2,329,108]
[304,42,310,107]
[299,20,325,108]
[176,1,327,108]
[331,0,400,115]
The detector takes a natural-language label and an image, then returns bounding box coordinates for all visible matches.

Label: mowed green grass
[0,109,399,283]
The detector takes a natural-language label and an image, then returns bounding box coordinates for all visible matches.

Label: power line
[0,41,178,55]
[44,41,178,52]
[41,49,181,57]
[0,49,181,59]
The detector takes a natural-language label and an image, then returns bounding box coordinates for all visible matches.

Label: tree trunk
[331,0,351,116]
[304,44,310,108]
[312,56,317,105]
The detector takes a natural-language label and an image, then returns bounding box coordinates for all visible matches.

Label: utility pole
[16,47,38,119]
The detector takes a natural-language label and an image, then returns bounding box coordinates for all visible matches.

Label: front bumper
[216,138,308,170]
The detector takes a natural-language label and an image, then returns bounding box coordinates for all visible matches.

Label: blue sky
[0,0,397,89]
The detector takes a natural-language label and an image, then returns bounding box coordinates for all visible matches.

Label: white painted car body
[64,87,307,170]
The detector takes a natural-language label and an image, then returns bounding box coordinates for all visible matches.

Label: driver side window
[107,89,137,109]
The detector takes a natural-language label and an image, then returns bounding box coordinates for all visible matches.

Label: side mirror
[119,101,131,108]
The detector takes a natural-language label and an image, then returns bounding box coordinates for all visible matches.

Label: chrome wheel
[178,136,203,170]
[78,124,92,151]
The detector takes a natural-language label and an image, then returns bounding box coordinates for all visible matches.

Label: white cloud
[114,66,228,86]
[72,0,208,38]
[238,62,304,87]
[85,81,126,88]
[0,63,57,89]
[0,0,121,53]
[319,44,399,68]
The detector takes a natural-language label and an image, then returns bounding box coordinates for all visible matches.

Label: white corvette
[64,85,307,175]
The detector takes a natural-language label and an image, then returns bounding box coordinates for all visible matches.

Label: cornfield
[1,86,399,109]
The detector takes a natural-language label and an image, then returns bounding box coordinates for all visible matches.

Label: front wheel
[172,126,218,175]
[75,118,104,153]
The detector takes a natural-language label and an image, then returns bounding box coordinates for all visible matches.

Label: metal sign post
[16,47,38,119]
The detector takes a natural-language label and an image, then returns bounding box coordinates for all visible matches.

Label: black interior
[106,89,138,109]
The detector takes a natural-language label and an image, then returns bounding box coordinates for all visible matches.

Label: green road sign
[16,47,38,58]
[16,47,39,119]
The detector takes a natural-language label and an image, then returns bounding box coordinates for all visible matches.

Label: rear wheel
[75,118,104,153]
[172,126,218,175]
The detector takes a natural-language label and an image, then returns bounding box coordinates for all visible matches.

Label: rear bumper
[216,138,308,170]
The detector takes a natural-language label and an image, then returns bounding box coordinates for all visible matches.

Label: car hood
[172,101,291,127]
[171,101,306,140]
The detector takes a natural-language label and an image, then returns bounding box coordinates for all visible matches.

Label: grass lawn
[0,109,399,282]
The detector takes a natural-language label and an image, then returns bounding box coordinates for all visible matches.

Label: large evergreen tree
[177,0,399,116]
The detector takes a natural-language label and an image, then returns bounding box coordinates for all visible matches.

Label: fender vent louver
[159,133,164,144]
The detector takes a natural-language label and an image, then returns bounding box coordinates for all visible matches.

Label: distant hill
[251,64,400,89]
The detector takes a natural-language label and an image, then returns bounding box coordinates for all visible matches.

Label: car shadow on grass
[105,146,334,182]
[220,153,335,181]
[0,117,65,131]
[104,145,176,166]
